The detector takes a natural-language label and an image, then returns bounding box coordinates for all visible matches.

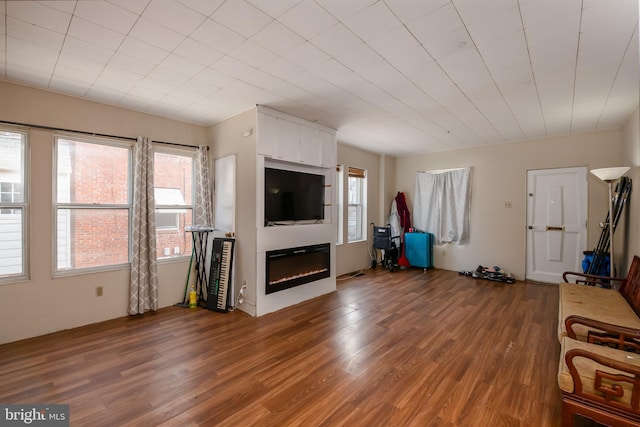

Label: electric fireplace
[265,243,330,294]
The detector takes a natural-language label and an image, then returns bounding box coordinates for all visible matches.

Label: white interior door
[526,167,587,283]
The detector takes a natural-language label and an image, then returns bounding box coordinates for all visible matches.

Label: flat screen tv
[264,167,325,225]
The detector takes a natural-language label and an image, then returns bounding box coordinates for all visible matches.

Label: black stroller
[371,224,401,272]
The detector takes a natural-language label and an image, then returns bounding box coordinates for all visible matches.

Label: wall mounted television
[264,167,325,225]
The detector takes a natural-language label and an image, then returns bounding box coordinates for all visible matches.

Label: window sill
[347,239,367,244]
[158,255,191,264]
[0,274,30,286]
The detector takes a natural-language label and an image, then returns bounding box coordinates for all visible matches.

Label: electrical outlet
[96,286,103,297]
[504,201,512,208]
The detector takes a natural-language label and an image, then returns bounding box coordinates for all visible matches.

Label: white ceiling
[1,0,638,155]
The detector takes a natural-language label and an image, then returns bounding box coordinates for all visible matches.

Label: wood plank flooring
[0,268,564,426]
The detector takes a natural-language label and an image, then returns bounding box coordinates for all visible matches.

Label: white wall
[209,109,258,316]
[621,105,640,272]
[0,80,208,344]
[394,131,622,280]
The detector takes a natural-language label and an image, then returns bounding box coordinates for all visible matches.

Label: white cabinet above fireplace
[257,107,335,168]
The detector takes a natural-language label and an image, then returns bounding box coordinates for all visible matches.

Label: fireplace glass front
[266,243,330,294]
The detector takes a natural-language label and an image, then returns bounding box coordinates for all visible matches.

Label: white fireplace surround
[253,106,337,316]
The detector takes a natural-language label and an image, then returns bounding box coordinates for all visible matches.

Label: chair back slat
[620,256,640,317]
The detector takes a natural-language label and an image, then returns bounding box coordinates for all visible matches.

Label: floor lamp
[590,167,630,277]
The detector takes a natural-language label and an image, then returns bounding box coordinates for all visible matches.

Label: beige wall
[621,105,640,272]
[336,144,384,276]
[394,131,622,280]
[0,81,208,344]
[209,108,257,315]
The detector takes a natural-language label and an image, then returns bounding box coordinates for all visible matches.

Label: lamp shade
[590,167,630,182]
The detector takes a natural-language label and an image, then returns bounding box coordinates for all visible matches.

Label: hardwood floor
[0,268,564,426]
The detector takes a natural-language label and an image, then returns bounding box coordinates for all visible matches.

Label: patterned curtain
[195,145,213,225]
[129,137,158,315]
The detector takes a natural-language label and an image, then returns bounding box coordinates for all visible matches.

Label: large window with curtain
[153,148,194,259]
[347,166,367,242]
[54,135,132,274]
[0,128,28,282]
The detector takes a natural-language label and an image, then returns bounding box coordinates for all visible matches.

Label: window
[336,164,344,245]
[347,166,366,242]
[153,150,194,259]
[55,136,131,273]
[1,182,22,215]
[0,129,27,280]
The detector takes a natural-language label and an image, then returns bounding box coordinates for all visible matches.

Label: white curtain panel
[413,167,471,245]
[195,145,213,225]
[129,137,158,315]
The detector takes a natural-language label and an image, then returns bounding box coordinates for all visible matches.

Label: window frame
[336,164,344,246]
[347,166,367,243]
[53,134,133,277]
[153,146,195,262]
[0,127,29,284]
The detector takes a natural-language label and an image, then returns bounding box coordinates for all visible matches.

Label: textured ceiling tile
[210,55,257,79]
[421,27,474,60]
[62,36,115,64]
[211,0,272,38]
[129,17,186,51]
[173,38,225,67]
[311,23,363,58]
[315,0,376,20]
[406,3,462,45]
[282,42,331,68]
[56,54,106,78]
[95,65,145,90]
[190,18,246,53]
[6,37,59,71]
[74,1,138,34]
[67,17,126,51]
[159,53,207,77]
[175,0,225,16]
[52,62,101,85]
[260,57,305,81]
[107,0,151,15]
[143,0,207,35]
[466,6,522,43]
[333,44,384,74]
[49,77,92,96]
[103,52,155,78]
[229,40,279,68]
[7,1,71,34]
[7,16,65,51]
[343,1,401,42]
[40,1,77,14]
[247,0,302,18]
[147,66,191,87]
[367,26,422,62]
[193,67,237,87]
[252,20,305,57]
[278,0,338,40]
[385,0,449,23]
[118,37,170,66]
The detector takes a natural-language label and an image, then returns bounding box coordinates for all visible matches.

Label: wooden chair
[559,256,640,425]
[563,255,640,317]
